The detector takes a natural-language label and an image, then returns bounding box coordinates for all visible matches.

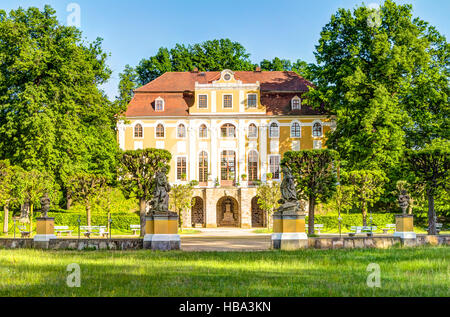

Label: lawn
[0,247,448,297]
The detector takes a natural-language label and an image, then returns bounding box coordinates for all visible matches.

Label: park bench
[305,224,324,234]
[381,224,396,234]
[55,226,73,237]
[18,225,31,238]
[349,226,377,237]
[130,225,140,235]
[80,226,109,238]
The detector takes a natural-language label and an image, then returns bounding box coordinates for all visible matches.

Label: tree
[169,181,197,229]
[282,150,338,235]
[405,139,449,235]
[0,6,120,206]
[345,170,387,226]
[15,169,56,231]
[256,181,281,230]
[67,173,107,227]
[118,149,171,236]
[310,0,449,170]
[116,64,138,114]
[0,160,13,233]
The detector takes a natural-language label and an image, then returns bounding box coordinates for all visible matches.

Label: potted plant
[241,174,248,187]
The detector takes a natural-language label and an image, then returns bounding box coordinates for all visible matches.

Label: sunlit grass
[0,246,448,297]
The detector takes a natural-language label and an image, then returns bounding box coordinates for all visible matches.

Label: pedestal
[144,213,180,251]
[272,213,308,250]
[393,214,416,239]
[34,217,56,249]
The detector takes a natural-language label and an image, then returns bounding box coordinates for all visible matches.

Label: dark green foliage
[282,150,338,234]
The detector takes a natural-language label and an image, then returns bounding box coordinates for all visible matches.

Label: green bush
[307,213,396,231]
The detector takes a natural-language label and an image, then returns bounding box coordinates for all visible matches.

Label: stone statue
[398,190,410,215]
[40,193,51,218]
[276,166,303,215]
[20,202,30,223]
[150,168,171,214]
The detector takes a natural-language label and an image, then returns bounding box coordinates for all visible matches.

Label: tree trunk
[30,203,34,233]
[427,191,437,235]
[139,198,146,237]
[308,196,315,235]
[362,201,367,227]
[86,202,91,227]
[66,191,72,210]
[3,204,9,234]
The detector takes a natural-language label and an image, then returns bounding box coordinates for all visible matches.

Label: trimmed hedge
[308,214,396,231]
[43,212,140,231]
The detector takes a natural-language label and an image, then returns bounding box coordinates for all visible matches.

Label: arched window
[291,97,301,110]
[134,124,143,138]
[269,122,279,138]
[291,122,301,138]
[198,151,208,185]
[248,150,258,183]
[248,124,258,138]
[177,124,186,138]
[156,124,165,138]
[155,98,164,111]
[221,124,236,138]
[313,122,322,137]
[199,124,208,138]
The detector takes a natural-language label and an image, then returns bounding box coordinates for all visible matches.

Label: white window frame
[133,122,144,139]
[291,96,301,110]
[155,97,165,112]
[290,120,302,138]
[312,120,323,138]
[198,94,208,109]
[176,155,188,181]
[198,124,208,139]
[268,155,281,180]
[248,123,258,139]
[222,94,233,109]
[177,123,186,139]
[269,121,280,138]
[247,93,257,108]
[155,122,165,139]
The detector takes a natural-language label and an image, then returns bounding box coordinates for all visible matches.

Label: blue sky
[2,0,449,100]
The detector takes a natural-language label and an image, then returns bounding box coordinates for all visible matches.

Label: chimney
[193,67,199,73]
[255,66,261,72]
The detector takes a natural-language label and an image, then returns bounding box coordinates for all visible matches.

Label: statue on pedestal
[276,166,303,215]
[149,167,173,215]
[40,193,51,218]
[398,190,410,215]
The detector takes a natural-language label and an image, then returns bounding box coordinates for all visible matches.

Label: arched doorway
[216,196,239,227]
[191,197,205,227]
[251,197,265,228]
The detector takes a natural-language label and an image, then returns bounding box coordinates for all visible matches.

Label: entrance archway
[191,196,205,227]
[216,196,239,227]
[251,197,265,228]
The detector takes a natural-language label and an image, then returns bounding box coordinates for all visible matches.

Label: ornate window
[177,124,186,138]
[291,97,301,110]
[199,124,208,138]
[248,150,258,183]
[269,155,280,180]
[134,124,143,138]
[221,124,236,138]
[198,95,208,108]
[177,157,187,181]
[313,122,323,137]
[269,122,279,138]
[221,150,236,186]
[247,94,257,108]
[156,124,165,138]
[291,122,301,138]
[248,124,258,139]
[155,98,164,112]
[198,151,208,185]
[223,95,233,108]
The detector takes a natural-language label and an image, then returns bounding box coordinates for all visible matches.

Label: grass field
[0,246,448,297]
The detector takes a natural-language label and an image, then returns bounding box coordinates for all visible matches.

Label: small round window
[224,73,231,81]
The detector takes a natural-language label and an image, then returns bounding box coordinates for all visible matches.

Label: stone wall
[0,238,143,250]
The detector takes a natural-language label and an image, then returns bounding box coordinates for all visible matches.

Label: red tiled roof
[126,71,323,117]
[134,71,312,92]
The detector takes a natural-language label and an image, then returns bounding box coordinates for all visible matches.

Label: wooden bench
[305,224,324,234]
[349,226,377,237]
[381,224,396,234]
[130,225,140,235]
[18,226,31,238]
[55,226,73,237]
[80,226,109,238]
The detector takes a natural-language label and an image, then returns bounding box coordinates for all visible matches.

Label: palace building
[119,69,333,229]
